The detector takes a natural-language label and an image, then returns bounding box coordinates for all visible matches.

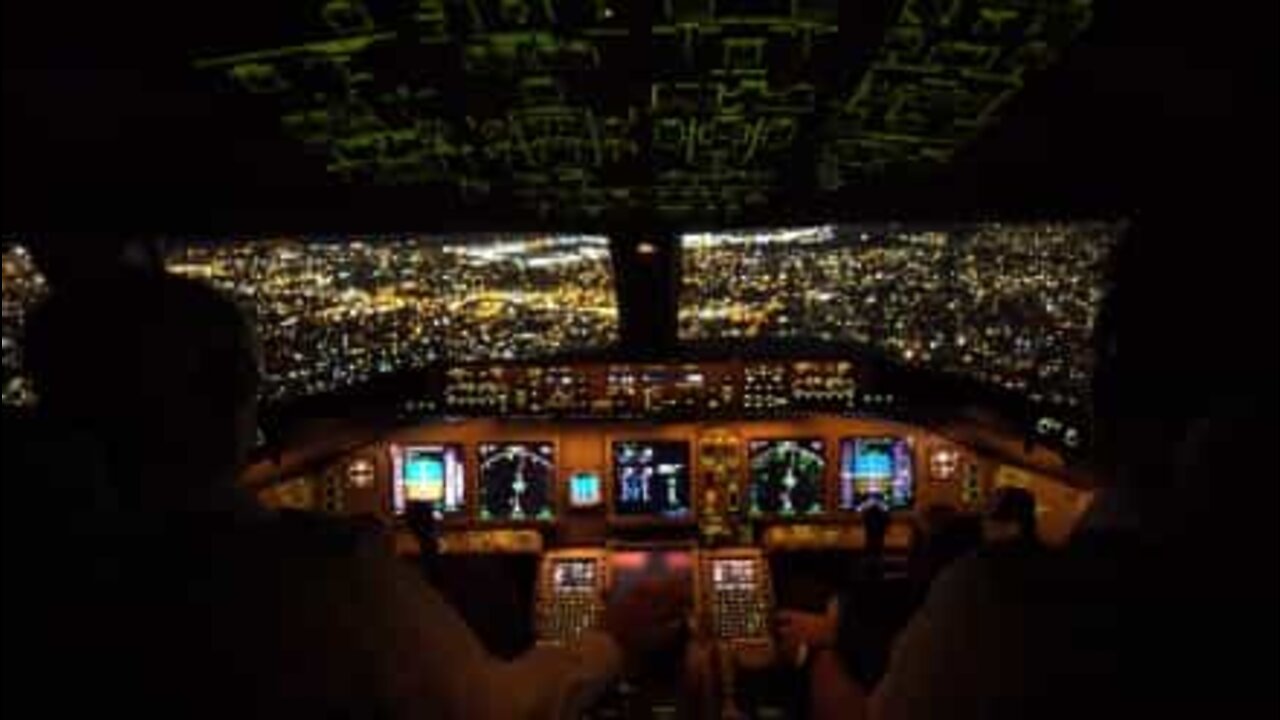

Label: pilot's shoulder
[926,544,1056,611]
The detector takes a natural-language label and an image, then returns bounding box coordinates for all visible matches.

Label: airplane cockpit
[277,400,1090,715]
[3,0,1275,717]
[7,225,1104,716]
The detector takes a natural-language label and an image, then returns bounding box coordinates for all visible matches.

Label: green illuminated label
[196,0,1092,218]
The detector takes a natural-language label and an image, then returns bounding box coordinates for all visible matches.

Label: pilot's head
[1091,216,1275,539]
[983,486,1037,545]
[1095,221,1225,479]
[27,270,260,509]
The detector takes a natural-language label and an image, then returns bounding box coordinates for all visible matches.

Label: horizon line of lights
[683,225,836,248]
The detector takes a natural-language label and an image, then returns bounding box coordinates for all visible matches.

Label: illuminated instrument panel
[567,471,604,509]
[743,361,857,414]
[748,439,827,518]
[537,551,606,646]
[446,366,594,416]
[477,442,556,521]
[440,359,859,420]
[535,548,774,651]
[244,359,1093,717]
[611,441,693,520]
[391,444,466,516]
[247,358,1097,719]
[253,409,1085,540]
[703,550,773,644]
[248,408,1094,540]
[606,365,738,417]
[839,437,915,511]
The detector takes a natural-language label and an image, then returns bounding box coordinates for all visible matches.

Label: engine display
[477,442,556,521]
[839,437,914,510]
[611,441,693,519]
[748,439,827,517]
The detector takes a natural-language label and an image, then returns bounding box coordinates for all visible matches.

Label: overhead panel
[194,0,1093,223]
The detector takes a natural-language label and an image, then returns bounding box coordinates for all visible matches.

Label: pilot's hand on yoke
[775,597,840,664]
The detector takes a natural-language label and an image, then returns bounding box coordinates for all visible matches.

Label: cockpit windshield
[166,234,618,402]
[680,222,1121,409]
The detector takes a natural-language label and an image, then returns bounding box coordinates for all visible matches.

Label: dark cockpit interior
[3,1,1277,718]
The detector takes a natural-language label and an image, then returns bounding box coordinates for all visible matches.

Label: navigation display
[391,444,465,516]
[748,439,827,517]
[611,441,692,519]
[839,437,914,511]
[477,442,556,521]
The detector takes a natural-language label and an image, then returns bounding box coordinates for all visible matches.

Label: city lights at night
[680,222,1119,408]
[165,234,618,402]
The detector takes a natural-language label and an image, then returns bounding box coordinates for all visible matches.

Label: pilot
[981,486,1039,547]
[797,220,1277,718]
[775,504,896,688]
[16,269,682,719]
